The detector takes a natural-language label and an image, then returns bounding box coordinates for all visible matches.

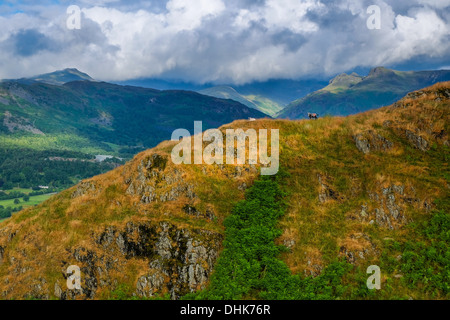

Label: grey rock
[137,272,165,298]
[354,131,393,154]
[72,181,97,198]
[94,221,223,300]
[54,282,63,299]
[354,134,370,154]
[405,130,429,151]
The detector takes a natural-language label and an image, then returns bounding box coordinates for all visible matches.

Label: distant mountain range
[117,78,328,116]
[278,67,450,119]
[118,67,450,119]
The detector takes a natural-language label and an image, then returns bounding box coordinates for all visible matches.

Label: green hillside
[278,67,450,119]
[0,79,266,150]
[0,71,267,201]
[199,86,282,116]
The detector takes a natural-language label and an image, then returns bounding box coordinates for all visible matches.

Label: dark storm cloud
[13,29,59,56]
[271,30,307,52]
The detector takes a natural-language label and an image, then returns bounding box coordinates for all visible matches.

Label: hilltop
[0,82,448,300]
[278,67,450,119]
[2,68,95,86]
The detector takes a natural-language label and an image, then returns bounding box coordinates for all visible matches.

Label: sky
[0,0,449,84]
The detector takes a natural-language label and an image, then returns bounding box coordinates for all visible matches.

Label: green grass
[244,95,284,116]
[185,171,354,300]
[0,133,114,155]
[0,193,54,210]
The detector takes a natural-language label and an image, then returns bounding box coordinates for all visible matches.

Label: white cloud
[234,0,323,33]
[166,0,226,31]
[0,0,448,83]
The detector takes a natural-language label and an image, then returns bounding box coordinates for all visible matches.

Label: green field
[0,193,55,210]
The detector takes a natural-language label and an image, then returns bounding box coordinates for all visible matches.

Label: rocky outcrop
[405,130,429,151]
[318,174,342,203]
[183,205,216,221]
[353,184,432,230]
[360,185,405,230]
[126,154,197,204]
[353,130,393,154]
[404,87,450,102]
[53,221,223,300]
[71,181,98,198]
[0,219,222,300]
[339,233,378,265]
[0,227,16,267]
[3,111,45,135]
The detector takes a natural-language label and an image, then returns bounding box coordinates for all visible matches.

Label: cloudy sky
[0,0,449,84]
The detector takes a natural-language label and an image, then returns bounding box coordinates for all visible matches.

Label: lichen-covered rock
[405,130,429,151]
[357,184,428,230]
[182,205,216,221]
[126,154,197,204]
[136,272,165,298]
[369,186,407,229]
[94,221,222,300]
[72,181,97,198]
[354,134,370,154]
[354,130,393,154]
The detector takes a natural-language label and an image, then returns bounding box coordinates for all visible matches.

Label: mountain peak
[367,66,394,77]
[29,68,94,85]
[322,72,363,93]
[329,72,363,85]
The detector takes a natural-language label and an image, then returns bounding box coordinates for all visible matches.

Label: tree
[23,195,30,202]
[13,198,20,205]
